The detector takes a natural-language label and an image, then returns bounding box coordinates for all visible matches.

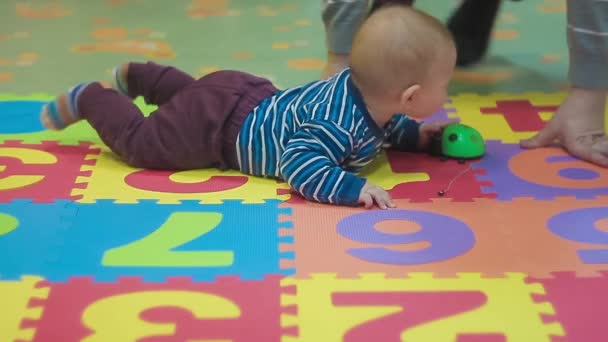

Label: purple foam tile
[423,100,458,123]
[547,155,578,163]
[336,209,475,265]
[558,168,600,180]
[548,207,608,263]
[471,141,608,200]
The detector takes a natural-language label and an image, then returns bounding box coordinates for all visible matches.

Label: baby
[40,5,456,209]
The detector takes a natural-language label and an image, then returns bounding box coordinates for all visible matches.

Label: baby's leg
[41,82,201,169]
[40,82,102,130]
[113,61,195,106]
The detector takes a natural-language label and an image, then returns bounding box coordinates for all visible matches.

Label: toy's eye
[448,133,458,142]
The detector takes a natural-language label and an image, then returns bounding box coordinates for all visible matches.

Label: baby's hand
[418,120,457,150]
[358,181,396,209]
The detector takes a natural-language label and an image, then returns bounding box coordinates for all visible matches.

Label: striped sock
[40,82,88,130]
[112,64,129,97]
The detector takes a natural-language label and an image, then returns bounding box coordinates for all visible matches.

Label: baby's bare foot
[520,88,608,167]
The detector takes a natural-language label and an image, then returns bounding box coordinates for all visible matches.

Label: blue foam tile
[44,200,291,281]
[0,200,76,280]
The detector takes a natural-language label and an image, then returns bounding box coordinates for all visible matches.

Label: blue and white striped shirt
[236,68,420,206]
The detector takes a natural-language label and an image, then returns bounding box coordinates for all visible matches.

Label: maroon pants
[77,62,278,170]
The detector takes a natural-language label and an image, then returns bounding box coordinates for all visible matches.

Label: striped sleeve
[279,119,365,206]
[385,114,421,152]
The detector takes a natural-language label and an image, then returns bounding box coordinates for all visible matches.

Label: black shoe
[447,0,501,67]
[369,0,414,15]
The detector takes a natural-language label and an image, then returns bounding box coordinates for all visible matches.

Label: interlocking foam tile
[0,200,77,280]
[278,151,430,204]
[279,150,493,204]
[473,141,608,200]
[282,197,608,278]
[526,272,608,342]
[28,275,292,341]
[422,101,457,123]
[282,273,563,341]
[73,148,290,203]
[386,150,494,202]
[0,276,48,342]
[359,152,430,191]
[0,94,49,134]
[0,140,100,202]
[446,92,565,143]
[0,93,100,145]
[0,200,293,282]
[0,94,157,145]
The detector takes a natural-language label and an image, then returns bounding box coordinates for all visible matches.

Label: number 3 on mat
[102,212,234,267]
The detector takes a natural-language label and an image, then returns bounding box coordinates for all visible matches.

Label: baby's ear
[399,84,421,107]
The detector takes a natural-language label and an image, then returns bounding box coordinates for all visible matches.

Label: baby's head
[350,5,456,123]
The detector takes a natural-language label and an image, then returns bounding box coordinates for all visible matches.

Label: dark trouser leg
[78,82,204,170]
[123,61,196,106]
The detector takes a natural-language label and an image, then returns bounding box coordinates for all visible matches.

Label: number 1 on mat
[102,212,234,267]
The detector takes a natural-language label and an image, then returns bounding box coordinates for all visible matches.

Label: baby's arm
[385,115,422,151]
[358,181,396,209]
[279,119,366,206]
[385,114,454,152]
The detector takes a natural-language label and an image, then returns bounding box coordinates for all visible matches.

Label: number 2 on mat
[102,212,234,267]
[333,291,487,341]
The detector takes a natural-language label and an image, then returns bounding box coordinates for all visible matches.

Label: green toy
[429,123,485,162]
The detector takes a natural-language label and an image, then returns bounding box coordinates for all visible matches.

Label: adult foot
[520,88,608,167]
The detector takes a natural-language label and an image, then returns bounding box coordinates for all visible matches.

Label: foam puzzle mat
[1,91,607,341]
[2,0,608,341]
